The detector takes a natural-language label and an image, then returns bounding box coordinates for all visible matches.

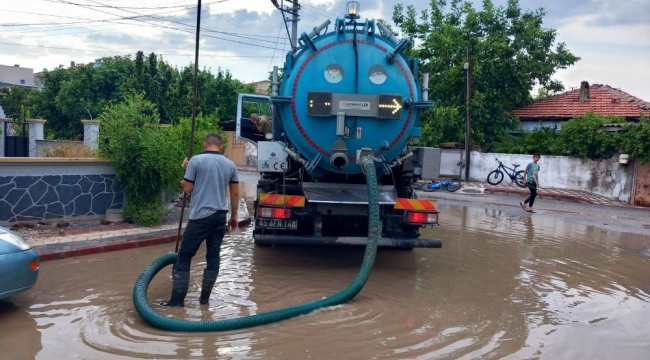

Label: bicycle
[421,178,462,192]
[487,157,525,187]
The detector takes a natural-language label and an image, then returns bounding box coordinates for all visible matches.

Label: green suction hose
[132,155,380,332]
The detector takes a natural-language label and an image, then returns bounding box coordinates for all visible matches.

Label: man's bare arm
[181,180,194,193]
[523,166,527,186]
[229,182,239,218]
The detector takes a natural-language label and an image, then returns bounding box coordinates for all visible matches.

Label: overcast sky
[1,0,648,100]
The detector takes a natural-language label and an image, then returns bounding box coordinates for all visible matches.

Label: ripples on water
[1,204,649,359]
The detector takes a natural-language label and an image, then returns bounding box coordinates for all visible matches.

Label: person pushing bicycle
[520,153,541,213]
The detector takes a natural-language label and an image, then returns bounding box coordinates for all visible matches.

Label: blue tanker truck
[234,2,443,249]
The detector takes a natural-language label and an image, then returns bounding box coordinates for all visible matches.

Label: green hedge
[494,112,650,164]
[98,92,226,226]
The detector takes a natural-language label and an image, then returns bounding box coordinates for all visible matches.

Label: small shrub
[621,114,650,164]
[43,138,97,158]
[123,201,165,227]
[98,92,225,226]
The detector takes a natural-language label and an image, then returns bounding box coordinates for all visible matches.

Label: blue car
[0,226,40,300]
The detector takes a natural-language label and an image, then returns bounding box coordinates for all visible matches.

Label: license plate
[256,218,298,230]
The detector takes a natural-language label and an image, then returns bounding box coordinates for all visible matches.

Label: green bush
[621,115,650,164]
[555,112,621,159]
[494,111,650,162]
[98,92,226,226]
[495,126,561,155]
[123,202,165,227]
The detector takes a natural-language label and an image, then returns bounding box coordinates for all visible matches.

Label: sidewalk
[13,198,253,262]
[454,181,645,209]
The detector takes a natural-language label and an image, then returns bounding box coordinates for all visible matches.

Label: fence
[0,158,124,223]
[469,152,634,203]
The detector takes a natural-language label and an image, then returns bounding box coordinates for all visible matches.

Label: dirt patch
[12,220,137,241]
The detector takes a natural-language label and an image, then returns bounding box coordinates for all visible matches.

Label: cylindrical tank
[277,19,422,175]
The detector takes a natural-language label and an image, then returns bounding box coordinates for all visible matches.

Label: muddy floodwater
[2,203,650,359]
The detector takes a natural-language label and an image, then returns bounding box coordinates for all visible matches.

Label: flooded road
[2,203,650,359]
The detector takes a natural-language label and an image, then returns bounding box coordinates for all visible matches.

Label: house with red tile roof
[515,81,650,131]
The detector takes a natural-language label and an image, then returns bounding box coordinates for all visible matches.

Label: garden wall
[469,152,634,202]
[0,158,124,223]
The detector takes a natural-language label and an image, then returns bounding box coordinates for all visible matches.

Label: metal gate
[439,148,465,179]
[632,158,650,207]
[3,121,29,157]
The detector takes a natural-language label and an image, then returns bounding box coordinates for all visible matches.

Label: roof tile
[516,84,650,119]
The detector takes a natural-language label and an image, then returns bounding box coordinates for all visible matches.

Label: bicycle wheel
[422,183,436,192]
[487,170,504,185]
[515,170,526,188]
[446,181,462,192]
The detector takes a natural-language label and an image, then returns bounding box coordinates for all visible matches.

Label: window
[20,79,25,84]
[324,64,344,84]
[368,65,387,85]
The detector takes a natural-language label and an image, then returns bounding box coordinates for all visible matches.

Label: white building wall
[469,152,634,203]
[0,64,35,86]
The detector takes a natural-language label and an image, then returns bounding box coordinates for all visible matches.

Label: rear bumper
[0,249,40,300]
[253,234,442,248]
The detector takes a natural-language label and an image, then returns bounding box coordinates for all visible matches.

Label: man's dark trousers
[176,210,228,272]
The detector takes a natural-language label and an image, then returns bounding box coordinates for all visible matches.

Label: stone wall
[469,152,634,202]
[0,159,124,222]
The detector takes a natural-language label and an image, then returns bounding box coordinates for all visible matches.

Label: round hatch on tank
[324,64,344,84]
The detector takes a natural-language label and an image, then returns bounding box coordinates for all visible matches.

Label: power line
[1,0,225,29]
[30,0,289,50]
[0,40,279,58]
[79,0,205,11]
[267,19,286,74]
[2,8,288,45]
[302,0,339,19]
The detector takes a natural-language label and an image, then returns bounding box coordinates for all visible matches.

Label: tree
[38,56,135,139]
[29,66,72,138]
[6,52,256,138]
[390,0,580,149]
[266,67,284,94]
[0,86,36,118]
[534,85,560,100]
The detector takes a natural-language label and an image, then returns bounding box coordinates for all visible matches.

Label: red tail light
[260,207,291,219]
[406,211,439,224]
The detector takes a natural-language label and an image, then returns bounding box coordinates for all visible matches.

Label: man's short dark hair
[533,153,541,157]
[204,133,223,147]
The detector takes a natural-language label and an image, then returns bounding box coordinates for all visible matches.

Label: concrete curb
[38,234,178,261]
[36,218,252,262]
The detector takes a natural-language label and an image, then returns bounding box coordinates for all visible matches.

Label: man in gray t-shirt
[160,133,240,307]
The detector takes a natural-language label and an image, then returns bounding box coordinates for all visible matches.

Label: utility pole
[464,45,472,182]
[289,0,300,52]
[175,0,202,254]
